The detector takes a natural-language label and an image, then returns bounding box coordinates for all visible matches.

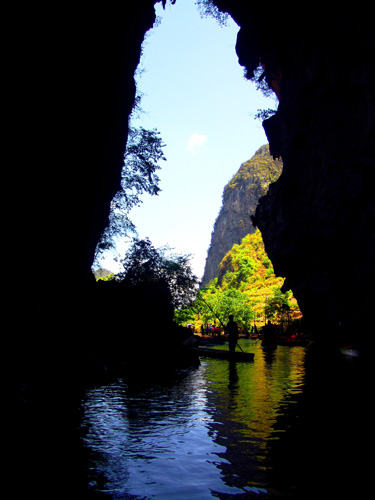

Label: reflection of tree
[228,360,239,391]
[203,345,307,491]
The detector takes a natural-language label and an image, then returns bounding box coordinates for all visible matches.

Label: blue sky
[100,0,277,279]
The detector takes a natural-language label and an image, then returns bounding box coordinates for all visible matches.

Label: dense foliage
[93,126,166,267]
[117,237,199,310]
[195,0,230,26]
[225,145,282,195]
[175,229,302,331]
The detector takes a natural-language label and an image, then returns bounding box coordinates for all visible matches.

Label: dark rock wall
[6,3,159,494]
[5,0,374,495]
[6,0,373,382]
[214,2,375,347]
[6,2,157,366]
[5,0,373,389]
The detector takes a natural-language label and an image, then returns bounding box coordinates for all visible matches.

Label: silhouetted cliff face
[213,1,375,347]
[9,1,373,371]
[6,3,159,495]
[7,2,158,355]
[201,145,282,286]
[7,1,374,495]
[7,1,374,386]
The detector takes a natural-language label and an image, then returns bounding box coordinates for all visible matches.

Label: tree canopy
[93,126,166,267]
[175,229,302,331]
[118,237,199,310]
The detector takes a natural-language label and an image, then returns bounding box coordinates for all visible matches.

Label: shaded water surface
[80,340,369,498]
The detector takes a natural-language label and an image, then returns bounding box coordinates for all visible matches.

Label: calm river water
[79,340,370,498]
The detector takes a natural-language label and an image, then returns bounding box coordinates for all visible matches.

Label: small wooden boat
[340,346,360,357]
[191,346,254,362]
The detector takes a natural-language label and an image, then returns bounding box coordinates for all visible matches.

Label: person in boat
[262,320,277,349]
[225,315,239,353]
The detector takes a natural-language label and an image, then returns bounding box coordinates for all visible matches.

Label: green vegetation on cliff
[202,144,283,286]
[225,144,282,195]
[175,229,302,331]
[187,145,300,332]
[219,230,301,323]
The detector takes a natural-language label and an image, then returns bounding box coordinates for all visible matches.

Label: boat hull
[191,346,254,361]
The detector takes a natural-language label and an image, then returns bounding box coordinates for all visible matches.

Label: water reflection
[202,343,307,494]
[81,342,308,498]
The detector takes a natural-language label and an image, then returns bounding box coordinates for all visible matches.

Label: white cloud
[186,133,208,153]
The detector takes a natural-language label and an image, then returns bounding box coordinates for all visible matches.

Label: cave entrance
[97,0,277,280]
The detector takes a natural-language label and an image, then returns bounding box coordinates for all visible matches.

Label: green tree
[180,281,254,331]
[206,287,254,329]
[195,282,222,326]
[175,230,302,330]
[196,0,229,26]
[96,273,116,282]
[93,126,166,267]
[265,289,292,326]
[118,238,198,310]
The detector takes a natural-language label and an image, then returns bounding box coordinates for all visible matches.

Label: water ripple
[81,343,307,498]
